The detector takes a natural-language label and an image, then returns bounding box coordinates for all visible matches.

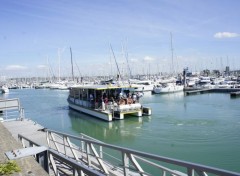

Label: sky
[0,0,240,78]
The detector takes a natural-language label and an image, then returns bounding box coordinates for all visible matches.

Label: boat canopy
[70,84,138,90]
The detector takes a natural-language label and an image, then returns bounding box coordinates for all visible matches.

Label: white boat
[152,82,184,94]
[49,82,68,90]
[0,85,9,94]
[186,77,199,87]
[199,76,211,84]
[129,80,155,92]
[212,77,225,85]
[67,85,151,121]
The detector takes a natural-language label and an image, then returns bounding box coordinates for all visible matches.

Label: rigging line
[123,39,132,79]
[74,60,82,79]
[109,44,122,82]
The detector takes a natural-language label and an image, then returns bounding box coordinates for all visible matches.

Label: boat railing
[70,96,142,114]
[45,129,239,176]
[0,98,25,122]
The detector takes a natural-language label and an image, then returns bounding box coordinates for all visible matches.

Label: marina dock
[230,91,240,98]
[185,88,240,96]
[185,88,213,95]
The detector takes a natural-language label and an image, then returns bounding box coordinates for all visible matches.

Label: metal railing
[0,98,25,121]
[18,134,106,176]
[45,129,240,176]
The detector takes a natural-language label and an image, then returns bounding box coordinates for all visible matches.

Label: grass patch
[0,160,21,175]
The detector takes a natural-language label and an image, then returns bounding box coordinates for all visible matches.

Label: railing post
[122,152,129,176]
[46,131,50,147]
[163,170,166,176]
[99,145,103,159]
[187,168,194,176]
[20,107,25,120]
[81,135,85,154]
[63,135,66,156]
[86,142,91,167]
[18,136,26,148]
[48,153,58,176]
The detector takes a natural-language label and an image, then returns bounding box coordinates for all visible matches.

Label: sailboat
[153,33,183,94]
[0,85,9,94]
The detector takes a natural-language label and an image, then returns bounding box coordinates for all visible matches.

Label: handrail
[17,133,106,176]
[48,149,106,176]
[45,129,240,176]
[0,98,24,121]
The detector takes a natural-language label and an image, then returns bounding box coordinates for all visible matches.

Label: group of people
[118,93,137,105]
[91,91,142,110]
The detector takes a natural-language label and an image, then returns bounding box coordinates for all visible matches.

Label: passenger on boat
[132,93,137,103]
[110,97,115,104]
[119,92,123,99]
[104,97,108,104]
[136,92,143,102]
[118,98,126,105]
[127,95,133,104]
[89,93,94,108]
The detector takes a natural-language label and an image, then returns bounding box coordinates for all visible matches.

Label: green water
[1,89,240,173]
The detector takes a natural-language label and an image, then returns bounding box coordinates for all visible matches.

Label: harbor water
[1,89,240,173]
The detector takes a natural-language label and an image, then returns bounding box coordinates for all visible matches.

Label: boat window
[82,89,87,100]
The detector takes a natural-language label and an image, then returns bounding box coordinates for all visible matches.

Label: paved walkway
[0,121,48,176]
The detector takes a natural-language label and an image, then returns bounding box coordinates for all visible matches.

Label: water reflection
[68,109,150,144]
[0,93,9,99]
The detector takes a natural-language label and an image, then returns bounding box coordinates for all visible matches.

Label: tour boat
[67,85,151,121]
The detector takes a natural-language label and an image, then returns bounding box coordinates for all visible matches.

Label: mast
[170,32,175,75]
[70,47,74,81]
[58,48,61,82]
[109,47,113,77]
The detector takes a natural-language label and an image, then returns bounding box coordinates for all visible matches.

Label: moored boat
[67,85,151,121]
[152,82,184,94]
[0,85,9,94]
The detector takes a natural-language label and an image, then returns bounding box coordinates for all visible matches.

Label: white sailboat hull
[153,84,184,94]
[0,86,9,94]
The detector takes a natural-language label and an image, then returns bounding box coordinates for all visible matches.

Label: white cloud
[143,56,155,62]
[214,32,239,38]
[37,65,48,69]
[5,65,27,71]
